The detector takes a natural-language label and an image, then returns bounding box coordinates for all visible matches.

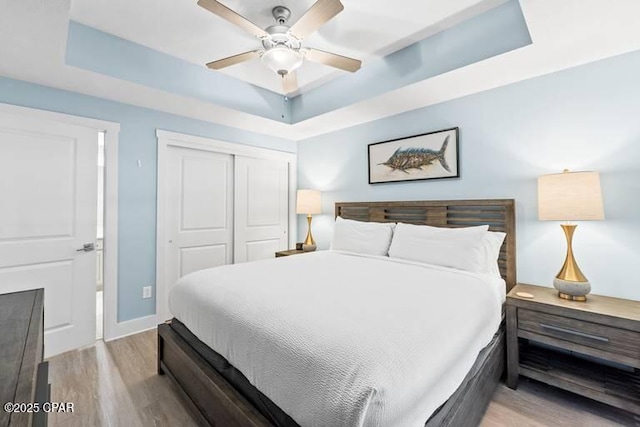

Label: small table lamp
[296,189,322,252]
[538,170,605,301]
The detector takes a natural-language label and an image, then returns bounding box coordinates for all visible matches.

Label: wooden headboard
[335,199,516,292]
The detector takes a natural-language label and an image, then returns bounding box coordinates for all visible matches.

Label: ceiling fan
[197,0,362,94]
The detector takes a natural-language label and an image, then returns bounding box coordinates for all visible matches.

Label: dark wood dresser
[0,289,49,427]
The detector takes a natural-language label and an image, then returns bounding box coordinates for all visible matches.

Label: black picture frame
[368,127,460,184]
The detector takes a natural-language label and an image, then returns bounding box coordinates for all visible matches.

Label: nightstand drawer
[518,309,640,363]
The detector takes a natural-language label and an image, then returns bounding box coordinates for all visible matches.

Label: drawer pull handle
[539,323,609,343]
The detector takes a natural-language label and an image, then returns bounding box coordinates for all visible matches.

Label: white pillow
[390,223,489,239]
[481,231,506,278]
[330,217,395,256]
[388,223,489,272]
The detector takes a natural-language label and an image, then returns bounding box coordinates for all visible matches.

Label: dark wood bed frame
[158,199,516,427]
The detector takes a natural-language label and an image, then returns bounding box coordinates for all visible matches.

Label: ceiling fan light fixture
[200,0,361,93]
[261,46,303,76]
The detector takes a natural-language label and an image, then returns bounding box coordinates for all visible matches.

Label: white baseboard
[104,314,159,342]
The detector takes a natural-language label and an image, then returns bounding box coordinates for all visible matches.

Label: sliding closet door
[162,146,233,320]
[234,156,289,263]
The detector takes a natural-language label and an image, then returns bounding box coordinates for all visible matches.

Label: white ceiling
[1,0,640,141]
[69,0,506,94]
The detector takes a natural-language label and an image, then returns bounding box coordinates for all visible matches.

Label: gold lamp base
[302,214,316,252]
[558,292,587,302]
[553,224,590,302]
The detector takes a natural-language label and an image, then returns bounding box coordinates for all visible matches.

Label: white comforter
[169,251,504,427]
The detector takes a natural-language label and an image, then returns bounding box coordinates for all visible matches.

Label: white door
[0,112,98,357]
[162,146,233,320]
[234,156,288,263]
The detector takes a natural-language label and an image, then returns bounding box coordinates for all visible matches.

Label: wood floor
[46,330,639,427]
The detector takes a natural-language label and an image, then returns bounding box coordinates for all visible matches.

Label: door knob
[76,243,95,252]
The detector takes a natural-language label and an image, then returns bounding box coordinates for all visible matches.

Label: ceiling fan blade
[206,50,260,70]
[197,0,267,38]
[282,72,298,94]
[289,0,344,40]
[304,48,361,72]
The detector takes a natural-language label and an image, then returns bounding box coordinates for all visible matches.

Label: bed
[158,199,516,427]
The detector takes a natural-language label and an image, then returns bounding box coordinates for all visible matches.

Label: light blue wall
[291,0,531,122]
[0,76,296,321]
[66,21,291,123]
[297,49,640,301]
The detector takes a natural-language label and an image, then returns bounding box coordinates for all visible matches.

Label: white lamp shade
[538,171,605,221]
[296,189,322,215]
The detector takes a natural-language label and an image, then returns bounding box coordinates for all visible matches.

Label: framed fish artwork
[368,127,459,184]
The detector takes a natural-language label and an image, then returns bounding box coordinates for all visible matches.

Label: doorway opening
[96,131,105,340]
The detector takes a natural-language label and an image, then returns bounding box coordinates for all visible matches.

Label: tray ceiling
[2,0,640,141]
[70,0,506,94]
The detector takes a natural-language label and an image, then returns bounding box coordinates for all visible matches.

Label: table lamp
[296,189,322,252]
[538,170,605,301]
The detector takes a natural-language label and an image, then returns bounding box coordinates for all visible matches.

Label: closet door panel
[234,156,288,263]
[162,146,233,320]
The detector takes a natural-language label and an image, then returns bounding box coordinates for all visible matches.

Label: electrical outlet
[142,286,152,299]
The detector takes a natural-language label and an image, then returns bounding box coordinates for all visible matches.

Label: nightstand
[275,249,306,258]
[506,283,640,416]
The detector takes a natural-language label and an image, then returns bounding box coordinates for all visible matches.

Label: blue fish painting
[379,136,450,173]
